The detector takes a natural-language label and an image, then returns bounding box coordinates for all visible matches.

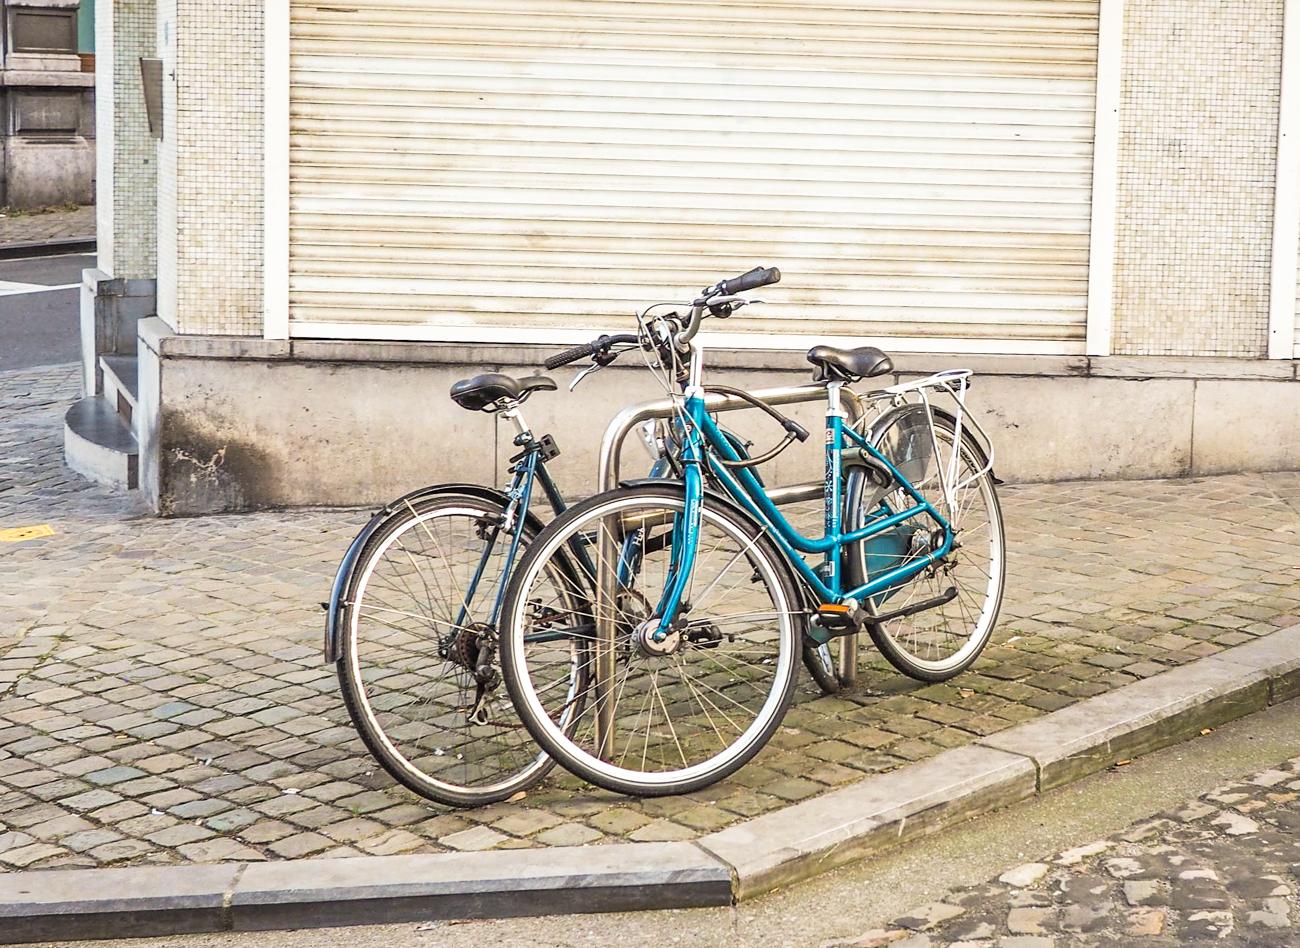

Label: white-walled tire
[845,411,1005,682]
[500,484,801,797]
[337,493,583,807]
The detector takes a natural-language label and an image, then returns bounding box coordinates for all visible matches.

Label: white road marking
[0,282,79,297]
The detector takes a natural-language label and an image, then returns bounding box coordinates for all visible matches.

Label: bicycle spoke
[341,498,576,805]
[851,415,1004,678]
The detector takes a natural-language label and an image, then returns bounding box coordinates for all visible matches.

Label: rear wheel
[845,410,1005,682]
[336,493,584,807]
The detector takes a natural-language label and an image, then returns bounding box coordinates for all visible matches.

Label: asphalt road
[60,699,1300,948]
[0,253,95,372]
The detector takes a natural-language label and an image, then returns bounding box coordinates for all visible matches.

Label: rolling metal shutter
[288,1,1100,353]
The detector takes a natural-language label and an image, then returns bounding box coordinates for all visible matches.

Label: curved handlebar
[544,268,781,371]
[680,266,781,344]
[544,333,641,370]
[716,266,781,297]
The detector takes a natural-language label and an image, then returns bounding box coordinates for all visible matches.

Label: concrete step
[64,397,139,490]
[100,354,138,425]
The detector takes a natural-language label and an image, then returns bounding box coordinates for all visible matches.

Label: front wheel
[500,484,801,797]
[844,409,1005,682]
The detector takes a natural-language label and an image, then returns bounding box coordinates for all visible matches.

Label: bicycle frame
[453,426,566,630]
[458,406,677,632]
[650,372,955,639]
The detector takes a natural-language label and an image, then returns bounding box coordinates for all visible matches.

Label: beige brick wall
[96,0,157,281]
[157,0,263,335]
[1112,0,1285,358]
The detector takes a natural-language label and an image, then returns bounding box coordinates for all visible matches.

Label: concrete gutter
[4,623,1299,944]
[0,237,96,261]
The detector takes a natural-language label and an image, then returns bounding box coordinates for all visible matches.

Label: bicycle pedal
[813,603,861,634]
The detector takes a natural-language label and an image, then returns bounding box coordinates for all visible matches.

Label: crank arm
[867,586,959,625]
[813,586,961,640]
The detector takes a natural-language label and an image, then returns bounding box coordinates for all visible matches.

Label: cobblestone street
[849,754,1300,947]
[3,363,1300,873]
[0,206,95,247]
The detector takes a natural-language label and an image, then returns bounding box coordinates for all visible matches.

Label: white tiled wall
[1112,0,1284,358]
[97,0,157,281]
[157,0,263,335]
[156,0,176,327]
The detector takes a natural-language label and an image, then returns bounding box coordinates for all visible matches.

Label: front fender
[323,483,534,664]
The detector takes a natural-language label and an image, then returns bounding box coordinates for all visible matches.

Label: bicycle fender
[323,482,544,665]
[865,404,996,482]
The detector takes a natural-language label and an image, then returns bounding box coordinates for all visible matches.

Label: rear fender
[323,483,545,664]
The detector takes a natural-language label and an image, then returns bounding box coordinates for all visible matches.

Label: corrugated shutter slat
[288,0,1099,352]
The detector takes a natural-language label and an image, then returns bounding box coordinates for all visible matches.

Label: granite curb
[0,237,96,260]
[3,623,1299,944]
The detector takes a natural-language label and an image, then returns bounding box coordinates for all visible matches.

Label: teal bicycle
[500,267,1006,796]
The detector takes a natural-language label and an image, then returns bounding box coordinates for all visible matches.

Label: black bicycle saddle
[449,373,557,412]
[807,346,894,383]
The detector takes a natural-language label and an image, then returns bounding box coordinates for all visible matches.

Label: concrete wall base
[135,321,1300,515]
[4,137,95,209]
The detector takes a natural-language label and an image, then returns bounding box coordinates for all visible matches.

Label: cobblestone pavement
[3,364,1300,872]
[0,205,95,247]
[845,755,1300,947]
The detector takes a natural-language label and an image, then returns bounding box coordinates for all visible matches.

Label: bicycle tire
[844,409,1005,682]
[500,483,801,797]
[336,492,585,807]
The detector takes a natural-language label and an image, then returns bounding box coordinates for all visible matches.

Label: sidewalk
[0,206,95,249]
[849,752,1300,946]
[2,362,1300,874]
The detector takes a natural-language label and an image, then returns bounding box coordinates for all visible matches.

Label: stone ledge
[1205,627,1300,704]
[698,744,1035,901]
[0,70,95,88]
[1090,355,1297,381]
[144,330,1300,383]
[228,841,731,931]
[976,629,1300,791]
[0,864,238,945]
[0,842,731,943]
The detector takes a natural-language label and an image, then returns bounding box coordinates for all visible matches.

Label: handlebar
[544,267,780,370]
[681,266,781,344]
[712,266,781,298]
[544,333,641,370]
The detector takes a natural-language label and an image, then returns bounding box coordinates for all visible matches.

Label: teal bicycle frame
[651,381,955,640]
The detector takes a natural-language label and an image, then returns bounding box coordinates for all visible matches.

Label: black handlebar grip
[719,266,781,296]
[544,340,599,370]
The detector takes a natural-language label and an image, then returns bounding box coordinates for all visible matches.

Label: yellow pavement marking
[0,524,55,543]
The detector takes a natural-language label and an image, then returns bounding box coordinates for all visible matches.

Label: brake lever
[569,363,602,391]
[708,297,764,318]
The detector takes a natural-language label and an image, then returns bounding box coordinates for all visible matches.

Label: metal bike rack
[591,382,867,753]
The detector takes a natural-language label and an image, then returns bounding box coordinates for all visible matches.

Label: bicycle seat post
[500,402,531,440]
[825,379,847,421]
